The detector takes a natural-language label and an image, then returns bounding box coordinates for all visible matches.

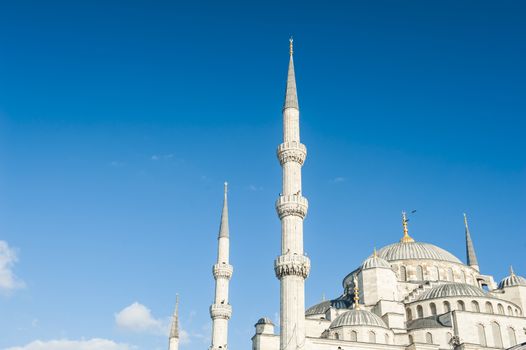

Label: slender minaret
[168,295,179,350]
[274,38,310,350]
[210,182,233,350]
[464,213,479,271]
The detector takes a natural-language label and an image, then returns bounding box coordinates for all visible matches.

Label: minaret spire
[464,213,479,271]
[275,38,310,350]
[168,295,179,350]
[210,183,233,350]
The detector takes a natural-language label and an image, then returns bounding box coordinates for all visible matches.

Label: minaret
[274,38,310,350]
[210,182,233,350]
[463,213,479,271]
[168,295,179,350]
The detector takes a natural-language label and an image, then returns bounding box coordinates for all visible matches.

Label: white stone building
[169,40,526,350]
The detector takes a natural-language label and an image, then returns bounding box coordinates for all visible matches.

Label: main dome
[418,283,486,301]
[330,309,388,329]
[375,241,462,264]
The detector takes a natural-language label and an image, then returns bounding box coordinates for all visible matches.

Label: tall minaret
[274,38,310,350]
[210,182,233,350]
[168,295,179,350]
[464,213,479,271]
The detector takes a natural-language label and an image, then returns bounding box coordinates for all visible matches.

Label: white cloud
[115,302,165,335]
[329,176,346,184]
[150,154,174,161]
[5,338,132,350]
[0,240,25,293]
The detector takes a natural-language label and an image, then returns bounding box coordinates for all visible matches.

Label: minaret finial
[170,294,179,339]
[463,213,479,270]
[373,247,377,258]
[353,275,360,309]
[400,211,414,243]
[289,36,293,57]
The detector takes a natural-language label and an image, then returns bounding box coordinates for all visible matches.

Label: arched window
[491,322,502,348]
[417,305,424,318]
[457,300,465,311]
[430,302,437,315]
[498,304,505,315]
[408,335,414,344]
[485,302,494,314]
[444,301,451,312]
[477,324,487,346]
[471,300,480,312]
[406,308,413,321]
[425,332,433,344]
[416,265,424,281]
[436,267,441,280]
[508,327,517,346]
[515,308,520,316]
[350,330,357,342]
[508,306,513,315]
[384,333,389,344]
[400,266,407,281]
[334,332,339,340]
[368,330,376,343]
[447,268,454,281]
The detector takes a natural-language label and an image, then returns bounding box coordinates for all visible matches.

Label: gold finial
[353,275,360,310]
[373,247,377,258]
[510,265,515,276]
[289,37,293,57]
[400,211,415,243]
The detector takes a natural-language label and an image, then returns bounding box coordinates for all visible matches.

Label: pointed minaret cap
[170,295,179,339]
[283,37,299,110]
[218,182,229,238]
[463,213,479,270]
[400,211,415,243]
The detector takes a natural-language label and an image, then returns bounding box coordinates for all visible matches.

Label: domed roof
[255,317,274,325]
[376,241,461,264]
[507,342,526,350]
[330,309,388,329]
[306,295,352,316]
[362,255,391,270]
[418,283,486,301]
[499,267,526,289]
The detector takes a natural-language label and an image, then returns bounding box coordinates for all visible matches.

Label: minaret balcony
[274,254,311,279]
[210,303,232,319]
[275,194,308,219]
[277,141,307,166]
[213,263,233,279]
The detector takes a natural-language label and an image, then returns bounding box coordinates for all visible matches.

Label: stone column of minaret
[274,38,310,350]
[210,182,233,350]
[168,295,179,350]
[464,213,479,272]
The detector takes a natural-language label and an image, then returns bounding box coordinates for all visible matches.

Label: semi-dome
[498,268,526,289]
[306,295,352,316]
[375,241,461,264]
[418,283,486,301]
[362,254,391,270]
[330,309,388,329]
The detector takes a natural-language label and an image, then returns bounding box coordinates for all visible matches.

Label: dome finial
[400,211,415,243]
[353,275,360,310]
[289,36,293,57]
[510,265,515,276]
[373,247,377,258]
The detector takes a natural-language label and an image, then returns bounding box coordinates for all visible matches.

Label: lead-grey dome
[362,255,391,270]
[376,242,461,264]
[418,283,486,301]
[330,309,388,329]
[499,269,526,289]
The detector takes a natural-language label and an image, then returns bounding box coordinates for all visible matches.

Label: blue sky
[0,1,525,349]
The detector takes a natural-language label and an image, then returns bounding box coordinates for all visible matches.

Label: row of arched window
[333,330,390,344]
[477,322,518,348]
[399,265,472,284]
[406,300,521,321]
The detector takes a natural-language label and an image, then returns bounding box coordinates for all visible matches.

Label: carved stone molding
[210,303,232,320]
[277,141,307,166]
[275,194,308,219]
[213,263,233,279]
[274,254,311,279]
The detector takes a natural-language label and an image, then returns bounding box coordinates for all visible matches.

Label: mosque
[167,40,526,350]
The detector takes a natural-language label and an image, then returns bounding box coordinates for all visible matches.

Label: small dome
[330,309,388,329]
[255,317,274,325]
[306,295,352,316]
[418,283,485,301]
[362,255,391,270]
[499,268,526,289]
[376,242,461,264]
